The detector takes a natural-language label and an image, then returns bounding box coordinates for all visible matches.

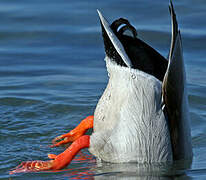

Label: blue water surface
[0,0,206,179]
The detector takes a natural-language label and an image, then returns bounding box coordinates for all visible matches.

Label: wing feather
[162,1,192,160]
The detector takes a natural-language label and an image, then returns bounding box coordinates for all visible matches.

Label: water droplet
[106,93,111,101]
[131,74,136,79]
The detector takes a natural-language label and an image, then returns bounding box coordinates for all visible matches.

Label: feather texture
[89,58,173,163]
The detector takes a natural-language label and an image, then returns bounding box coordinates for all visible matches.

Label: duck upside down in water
[10,1,192,174]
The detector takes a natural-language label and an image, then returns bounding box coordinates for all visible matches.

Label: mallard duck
[11,1,192,174]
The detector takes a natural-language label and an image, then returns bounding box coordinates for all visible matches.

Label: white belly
[89,60,173,163]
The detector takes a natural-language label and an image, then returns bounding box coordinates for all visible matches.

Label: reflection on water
[61,156,193,180]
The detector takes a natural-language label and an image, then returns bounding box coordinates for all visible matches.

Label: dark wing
[162,1,189,160]
[99,11,168,81]
[110,18,168,81]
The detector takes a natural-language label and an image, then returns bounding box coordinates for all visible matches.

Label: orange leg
[10,135,90,174]
[51,115,94,147]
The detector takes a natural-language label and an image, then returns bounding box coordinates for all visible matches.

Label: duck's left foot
[51,115,93,147]
[10,135,90,174]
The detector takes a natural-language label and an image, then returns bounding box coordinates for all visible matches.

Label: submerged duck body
[90,2,193,163]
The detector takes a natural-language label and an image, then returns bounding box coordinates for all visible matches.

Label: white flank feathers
[89,58,173,163]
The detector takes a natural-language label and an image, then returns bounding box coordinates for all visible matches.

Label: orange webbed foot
[10,135,90,174]
[51,115,93,148]
[10,160,53,174]
[51,132,79,148]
